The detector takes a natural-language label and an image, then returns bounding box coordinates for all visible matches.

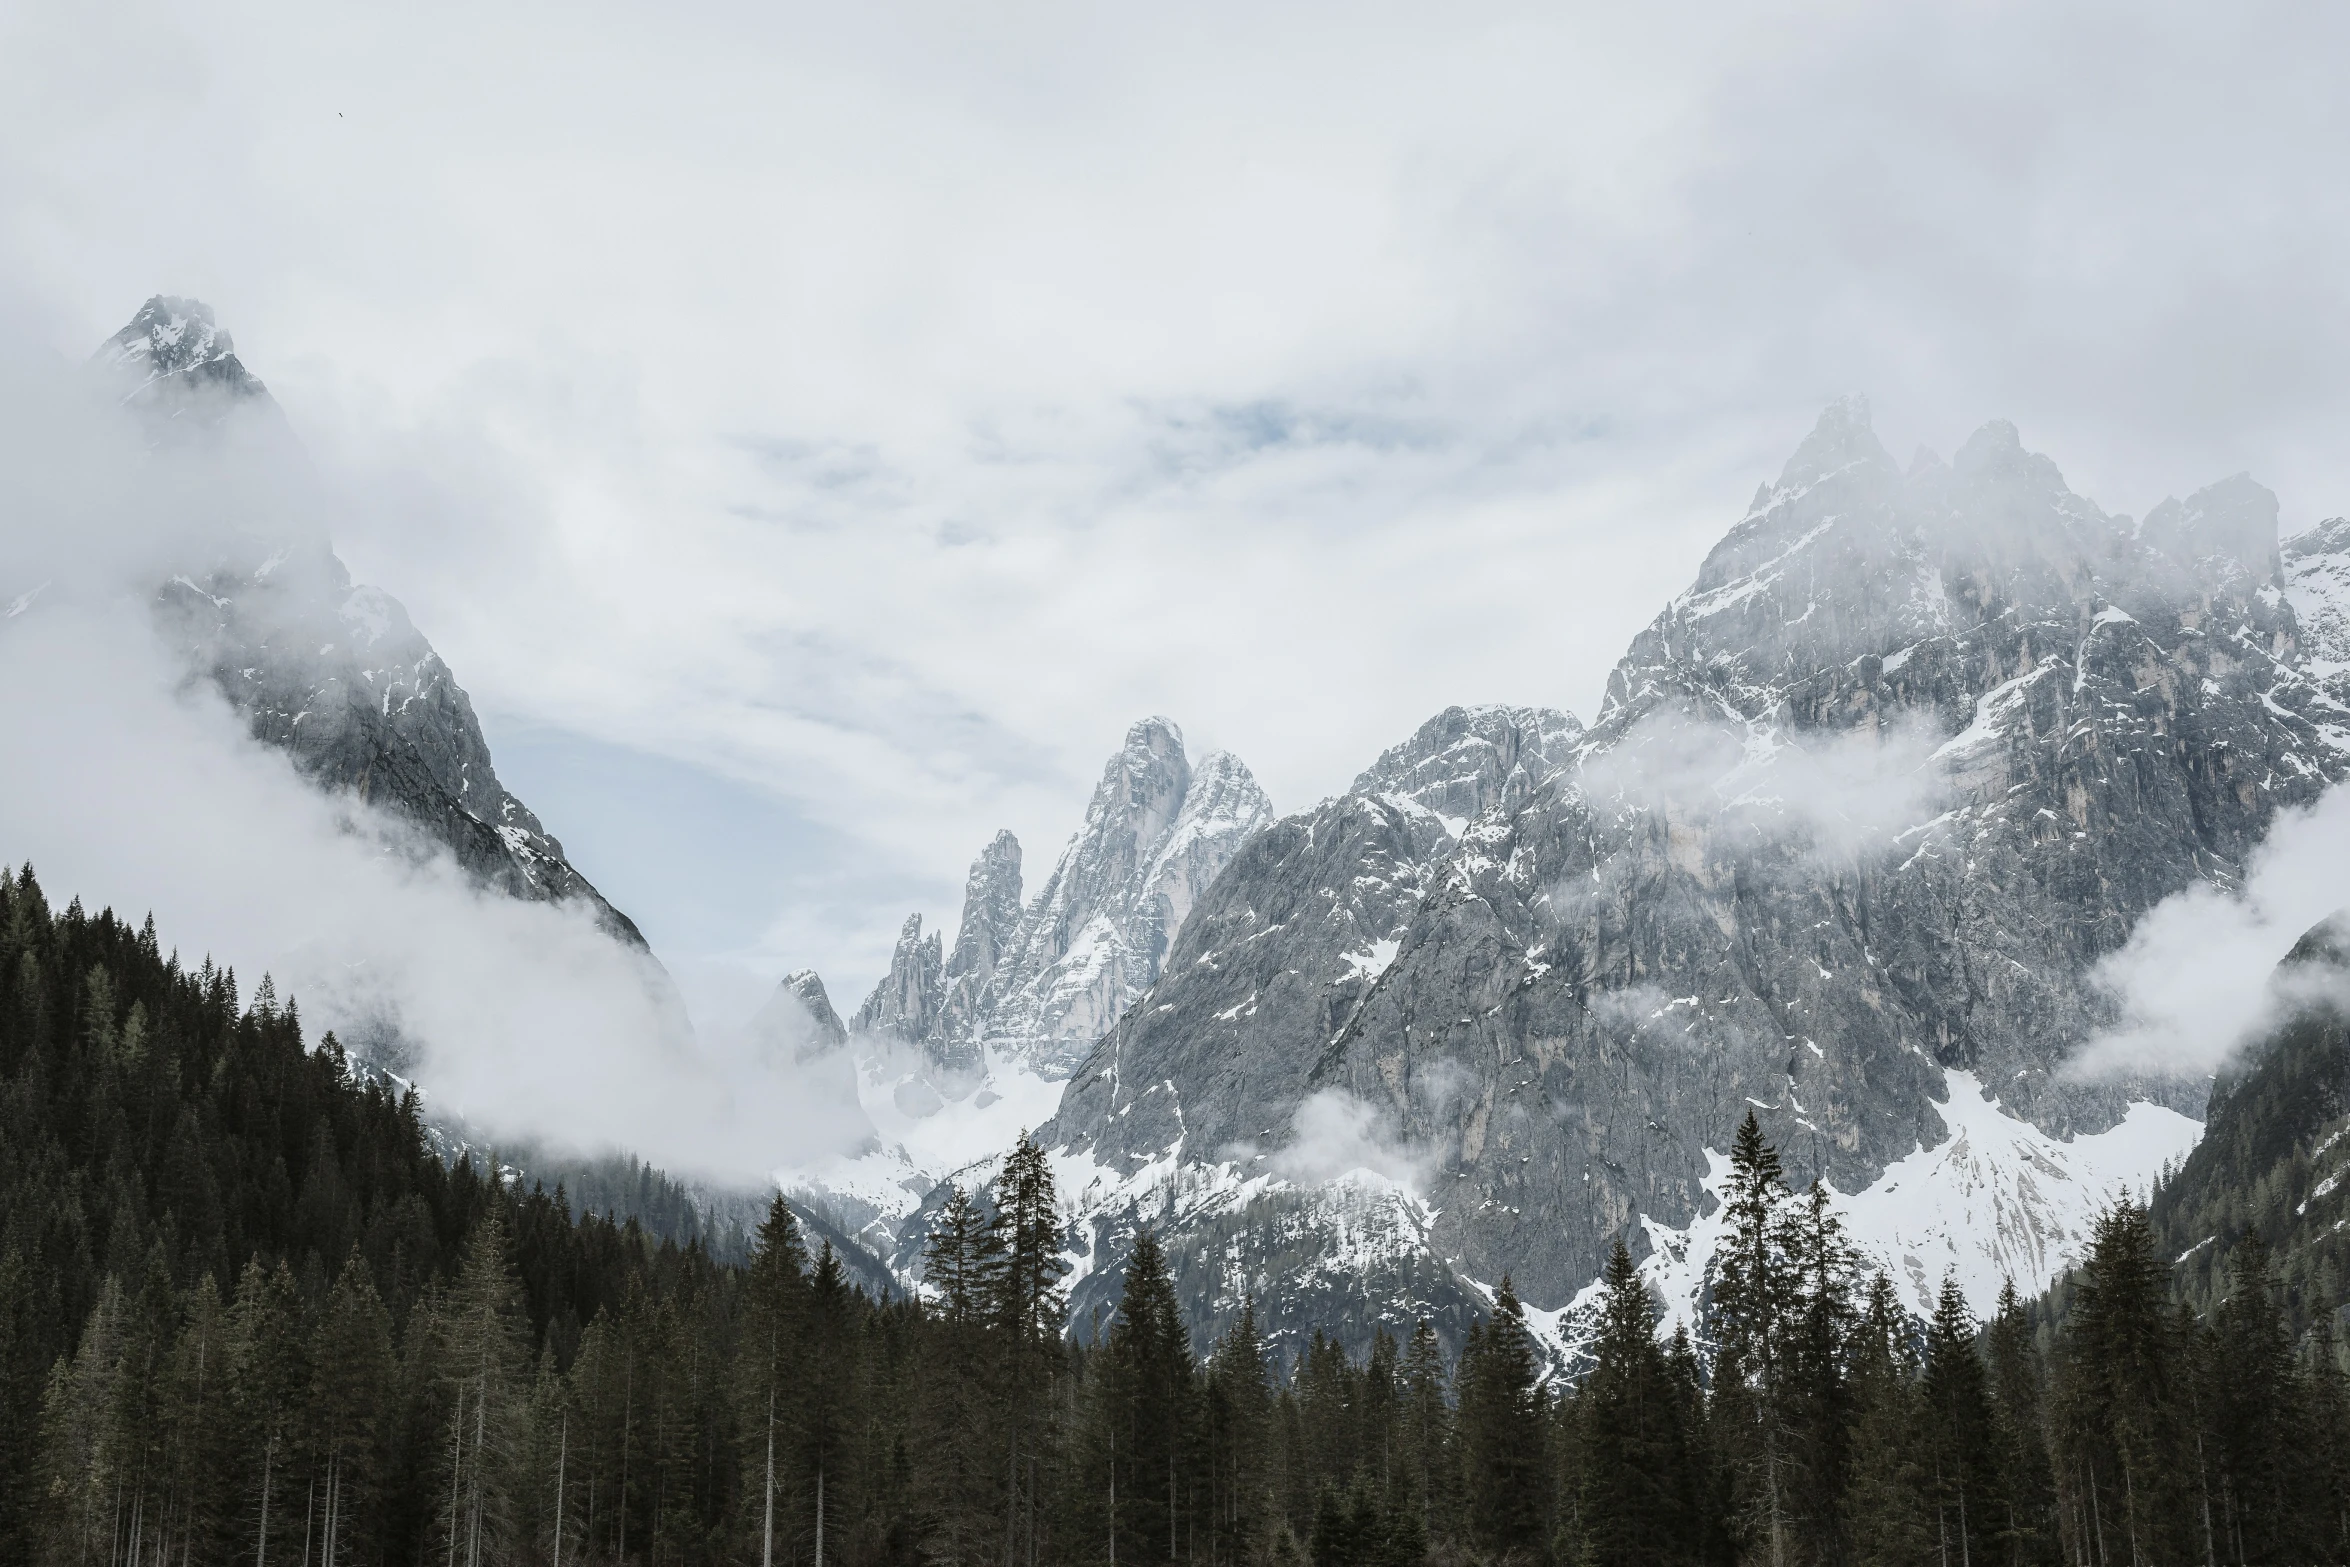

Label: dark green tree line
[11,869,2350,1567]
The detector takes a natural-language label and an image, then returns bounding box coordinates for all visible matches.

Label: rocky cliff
[853,717,1275,1092]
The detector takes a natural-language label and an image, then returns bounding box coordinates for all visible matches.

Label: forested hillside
[2151,915,2350,1323]
[7,863,2350,1567]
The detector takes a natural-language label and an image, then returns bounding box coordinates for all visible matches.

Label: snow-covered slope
[1625,1072,2200,1336]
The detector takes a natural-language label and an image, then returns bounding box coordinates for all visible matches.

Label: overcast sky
[6,0,2348,1023]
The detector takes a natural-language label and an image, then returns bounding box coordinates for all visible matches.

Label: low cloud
[2070,784,2350,1081]
[0,342,872,1184]
[0,602,874,1180]
[1265,1088,1433,1196]
[1575,708,1952,861]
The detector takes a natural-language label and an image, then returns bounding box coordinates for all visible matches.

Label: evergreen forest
[6,863,2350,1567]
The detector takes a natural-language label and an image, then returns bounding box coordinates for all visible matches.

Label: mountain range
[63,300,2350,1361]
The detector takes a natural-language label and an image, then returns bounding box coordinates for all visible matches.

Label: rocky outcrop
[757,970,851,1060]
[100,296,278,424]
[852,718,1275,1090]
[2285,516,2350,748]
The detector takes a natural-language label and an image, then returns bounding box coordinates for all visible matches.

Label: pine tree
[2208,1231,2317,1562]
[1781,1182,1857,1562]
[1459,1276,1547,1563]
[1983,1279,2057,1567]
[1100,1230,1193,1565]
[1576,1237,1692,1567]
[804,1241,854,1567]
[1921,1276,1999,1567]
[1708,1111,1796,1567]
[1206,1299,1274,1567]
[35,1276,127,1567]
[2050,1200,2193,1567]
[918,1187,1002,1567]
[2303,1320,2350,1560]
[1395,1319,1453,1547]
[433,1212,532,1567]
[990,1136,1067,1567]
[1843,1275,1931,1567]
[744,1194,809,1567]
[307,1251,396,1565]
[228,1260,309,1567]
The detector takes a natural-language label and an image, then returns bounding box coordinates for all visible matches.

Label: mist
[0,325,869,1184]
[1574,708,1952,858]
[2070,783,2350,1081]
[1262,1088,1433,1196]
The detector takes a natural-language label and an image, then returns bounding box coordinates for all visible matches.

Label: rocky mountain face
[853,718,1275,1093]
[1029,400,2350,1357]
[100,297,646,946]
[101,296,276,418]
[2287,516,2350,739]
[756,970,851,1060]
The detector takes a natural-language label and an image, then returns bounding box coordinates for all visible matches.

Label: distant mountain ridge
[852,716,1276,1098]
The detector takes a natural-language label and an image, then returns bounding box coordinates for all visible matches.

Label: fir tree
[1983,1279,2058,1567]
[1459,1276,1546,1563]
[1708,1111,1796,1567]
[1576,1237,1692,1567]
[1843,1275,1931,1567]
[1921,1276,1999,1567]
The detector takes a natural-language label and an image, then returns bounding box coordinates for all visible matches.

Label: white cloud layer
[2073,786,2350,1080]
[0,600,872,1179]
[4,0,2349,1005]
[1268,1089,1434,1196]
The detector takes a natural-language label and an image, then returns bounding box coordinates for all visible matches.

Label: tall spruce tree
[1983,1280,2057,1567]
[1708,1112,1796,1567]
[1921,1276,1999,1567]
[1576,1238,1692,1567]
[743,1194,809,1567]
[1100,1230,1192,1565]
[1206,1300,1274,1567]
[1458,1276,1547,1563]
[2051,1201,2193,1567]
[1842,1275,1931,1567]
[1395,1319,1454,1547]
[2208,1231,2317,1562]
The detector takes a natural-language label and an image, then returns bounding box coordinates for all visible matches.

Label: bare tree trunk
[468,1372,487,1567]
[448,1390,464,1567]
[258,1436,276,1567]
[815,1464,825,1567]
[762,1390,775,1567]
[554,1417,568,1567]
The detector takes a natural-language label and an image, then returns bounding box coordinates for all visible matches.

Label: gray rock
[757,970,851,1060]
[852,717,1275,1088]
